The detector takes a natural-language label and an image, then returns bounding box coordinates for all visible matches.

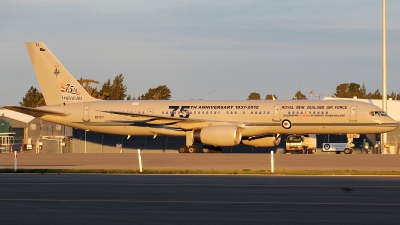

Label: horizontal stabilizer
[2,106,69,117]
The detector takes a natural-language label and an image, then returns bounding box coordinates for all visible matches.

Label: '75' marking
[169,106,190,118]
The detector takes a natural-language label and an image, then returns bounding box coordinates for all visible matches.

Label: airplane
[3,42,398,153]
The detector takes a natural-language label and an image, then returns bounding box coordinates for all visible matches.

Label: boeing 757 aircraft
[3,42,398,153]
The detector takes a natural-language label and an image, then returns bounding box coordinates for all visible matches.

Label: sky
[1,0,400,105]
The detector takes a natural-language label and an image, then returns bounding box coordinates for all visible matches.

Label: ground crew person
[364,142,369,154]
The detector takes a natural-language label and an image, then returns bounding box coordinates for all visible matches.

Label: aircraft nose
[385,115,398,130]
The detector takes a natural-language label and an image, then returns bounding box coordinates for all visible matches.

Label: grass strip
[0,168,400,175]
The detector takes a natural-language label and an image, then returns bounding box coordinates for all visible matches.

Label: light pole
[382,0,388,153]
[206,91,214,100]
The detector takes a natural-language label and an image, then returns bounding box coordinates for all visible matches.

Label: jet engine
[242,134,281,147]
[193,125,242,146]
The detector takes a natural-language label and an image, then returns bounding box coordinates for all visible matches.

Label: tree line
[20,77,400,108]
[248,82,400,100]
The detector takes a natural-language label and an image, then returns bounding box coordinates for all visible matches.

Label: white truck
[285,134,317,154]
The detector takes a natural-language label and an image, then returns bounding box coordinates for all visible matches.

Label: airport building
[1,97,399,154]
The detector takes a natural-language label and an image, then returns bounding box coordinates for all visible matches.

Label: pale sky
[1,0,400,105]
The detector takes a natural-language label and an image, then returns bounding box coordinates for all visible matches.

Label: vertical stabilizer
[25,42,100,105]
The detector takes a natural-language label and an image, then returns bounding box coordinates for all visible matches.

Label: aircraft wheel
[178,145,188,153]
[188,145,198,153]
[344,148,352,154]
[202,147,210,153]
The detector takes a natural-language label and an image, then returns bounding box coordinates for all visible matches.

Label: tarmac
[0,153,400,171]
[0,174,399,225]
[1,153,400,224]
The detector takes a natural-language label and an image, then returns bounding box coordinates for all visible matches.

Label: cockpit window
[369,111,388,116]
[379,111,388,116]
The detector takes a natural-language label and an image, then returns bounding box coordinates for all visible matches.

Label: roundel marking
[282,119,291,129]
[324,144,330,150]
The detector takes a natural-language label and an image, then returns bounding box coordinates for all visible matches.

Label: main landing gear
[178,145,222,153]
[178,145,199,153]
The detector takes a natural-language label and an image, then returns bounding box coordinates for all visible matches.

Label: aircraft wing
[2,106,69,117]
[99,110,245,130]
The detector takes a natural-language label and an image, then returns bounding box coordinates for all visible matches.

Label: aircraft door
[83,105,90,122]
[350,106,357,122]
[273,105,281,122]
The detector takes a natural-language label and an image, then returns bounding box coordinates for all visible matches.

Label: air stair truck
[285,134,317,154]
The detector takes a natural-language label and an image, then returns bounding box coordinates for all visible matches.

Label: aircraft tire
[188,145,199,153]
[344,148,352,154]
[178,145,188,153]
[202,147,210,153]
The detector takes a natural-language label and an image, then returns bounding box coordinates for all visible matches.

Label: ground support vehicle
[285,134,316,154]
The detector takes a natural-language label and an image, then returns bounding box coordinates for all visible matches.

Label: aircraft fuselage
[40,99,397,136]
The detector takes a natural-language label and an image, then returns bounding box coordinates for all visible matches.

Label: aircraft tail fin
[25,42,100,105]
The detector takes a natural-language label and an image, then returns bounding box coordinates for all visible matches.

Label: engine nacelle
[193,125,242,146]
[242,135,281,147]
